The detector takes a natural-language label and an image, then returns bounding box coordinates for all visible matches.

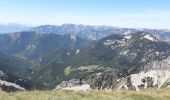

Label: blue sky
[0,0,170,29]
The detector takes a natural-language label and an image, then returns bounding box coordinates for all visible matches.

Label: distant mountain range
[31,24,170,44]
[0,23,31,34]
[0,24,170,91]
[0,23,170,43]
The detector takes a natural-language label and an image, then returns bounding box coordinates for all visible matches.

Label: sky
[0,0,170,29]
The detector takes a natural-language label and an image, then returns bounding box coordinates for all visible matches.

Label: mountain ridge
[0,26,169,91]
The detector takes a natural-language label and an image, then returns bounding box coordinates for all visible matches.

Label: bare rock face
[119,69,170,91]
[54,78,86,90]
[0,80,26,92]
[0,70,26,92]
[55,71,118,91]
[55,68,170,91]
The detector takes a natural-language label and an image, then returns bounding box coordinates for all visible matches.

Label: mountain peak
[131,32,160,42]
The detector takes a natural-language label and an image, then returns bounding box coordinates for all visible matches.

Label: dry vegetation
[0,89,170,100]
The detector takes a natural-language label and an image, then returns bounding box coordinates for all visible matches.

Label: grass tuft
[0,89,170,100]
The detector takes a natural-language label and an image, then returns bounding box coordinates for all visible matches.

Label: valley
[0,24,170,92]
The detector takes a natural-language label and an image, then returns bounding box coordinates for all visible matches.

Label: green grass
[64,65,98,76]
[78,65,98,71]
[0,89,170,100]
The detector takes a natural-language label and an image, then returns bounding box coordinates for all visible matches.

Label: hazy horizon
[0,0,170,29]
